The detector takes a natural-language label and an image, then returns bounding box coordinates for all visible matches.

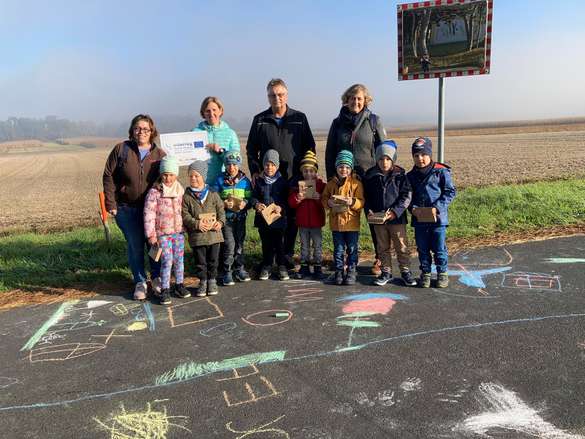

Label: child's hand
[297,191,305,201]
[225,199,234,210]
[273,205,282,215]
[256,203,266,212]
[211,221,222,231]
[344,197,353,206]
[148,237,158,246]
[199,221,211,232]
[411,208,419,218]
[239,200,247,210]
[367,209,374,219]
[385,209,396,221]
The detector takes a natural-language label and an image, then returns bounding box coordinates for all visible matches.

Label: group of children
[143,136,455,305]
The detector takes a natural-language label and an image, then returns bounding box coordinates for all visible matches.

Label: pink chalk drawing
[342,298,396,315]
[501,272,561,292]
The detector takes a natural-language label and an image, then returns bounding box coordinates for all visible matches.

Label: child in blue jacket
[406,137,456,288]
[211,151,253,285]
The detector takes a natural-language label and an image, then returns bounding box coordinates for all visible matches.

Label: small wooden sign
[261,203,281,225]
[331,194,351,214]
[148,245,162,262]
[368,211,388,225]
[199,212,216,225]
[298,180,317,199]
[227,195,243,212]
[415,207,437,223]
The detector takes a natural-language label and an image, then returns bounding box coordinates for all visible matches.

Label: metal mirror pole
[438,77,445,163]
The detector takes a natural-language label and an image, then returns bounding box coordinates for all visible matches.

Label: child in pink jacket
[144,156,188,305]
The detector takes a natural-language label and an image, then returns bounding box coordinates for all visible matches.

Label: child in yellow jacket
[322,150,364,285]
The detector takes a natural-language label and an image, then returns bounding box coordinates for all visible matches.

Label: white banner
[159,131,210,166]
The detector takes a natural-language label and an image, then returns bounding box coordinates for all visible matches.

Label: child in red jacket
[289,151,326,278]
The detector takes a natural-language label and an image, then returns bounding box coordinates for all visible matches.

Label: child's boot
[401,270,417,287]
[374,270,392,286]
[334,270,344,285]
[207,279,219,295]
[278,265,290,281]
[344,266,357,285]
[296,264,310,279]
[196,280,207,297]
[437,272,449,288]
[313,264,323,279]
[418,272,432,288]
[160,288,172,305]
[174,283,191,299]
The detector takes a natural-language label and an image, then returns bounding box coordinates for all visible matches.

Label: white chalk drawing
[0,377,21,390]
[454,382,584,438]
[400,377,422,393]
[356,390,396,408]
[501,272,562,292]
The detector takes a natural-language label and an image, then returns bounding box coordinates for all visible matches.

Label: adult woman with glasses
[324,84,387,275]
[192,96,240,186]
[103,114,167,300]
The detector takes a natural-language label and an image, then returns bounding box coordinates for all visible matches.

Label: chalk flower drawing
[94,402,190,439]
[455,382,584,438]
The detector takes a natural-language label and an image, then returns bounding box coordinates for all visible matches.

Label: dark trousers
[414,225,448,274]
[368,222,379,259]
[258,225,285,267]
[284,206,297,257]
[223,217,246,272]
[192,243,220,281]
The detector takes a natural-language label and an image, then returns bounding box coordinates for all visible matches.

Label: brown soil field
[1,121,584,235]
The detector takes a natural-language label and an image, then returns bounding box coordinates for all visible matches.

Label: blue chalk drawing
[449,267,512,288]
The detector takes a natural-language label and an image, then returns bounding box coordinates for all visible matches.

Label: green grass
[1,178,585,293]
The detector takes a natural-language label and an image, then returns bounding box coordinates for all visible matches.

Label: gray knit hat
[263,149,280,168]
[188,159,208,181]
[375,140,397,163]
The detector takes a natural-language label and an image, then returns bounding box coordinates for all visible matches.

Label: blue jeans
[414,225,448,274]
[115,205,160,284]
[332,231,359,271]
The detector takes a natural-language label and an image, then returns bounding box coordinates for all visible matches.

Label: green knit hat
[335,150,354,169]
[159,155,179,176]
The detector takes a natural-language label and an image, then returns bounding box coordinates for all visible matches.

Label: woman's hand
[206,143,224,154]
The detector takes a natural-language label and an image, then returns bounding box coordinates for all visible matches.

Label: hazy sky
[1,0,584,129]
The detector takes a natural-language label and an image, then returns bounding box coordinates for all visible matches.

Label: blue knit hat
[335,150,354,169]
[159,155,179,175]
[375,140,397,162]
[263,149,280,168]
[224,151,242,166]
[412,137,432,156]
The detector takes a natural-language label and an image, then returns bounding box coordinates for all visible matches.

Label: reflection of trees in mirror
[402,2,487,74]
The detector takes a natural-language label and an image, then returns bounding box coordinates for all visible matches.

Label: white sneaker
[151,277,162,296]
[133,281,147,301]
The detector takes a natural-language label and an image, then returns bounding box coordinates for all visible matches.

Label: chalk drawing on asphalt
[127,322,148,331]
[20,300,79,351]
[166,297,223,328]
[449,266,512,289]
[454,382,584,438]
[400,377,422,393]
[285,287,324,304]
[501,272,562,292]
[545,257,585,264]
[225,415,289,439]
[28,342,106,363]
[94,402,190,439]
[91,329,132,344]
[200,322,238,337]
[222,375,280,407]
[356,390,396,408]
[0,377,21,390]
[241,310,292,327]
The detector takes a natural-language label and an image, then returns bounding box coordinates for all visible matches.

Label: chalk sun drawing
[94,402,190,439]
[454,382,584,438]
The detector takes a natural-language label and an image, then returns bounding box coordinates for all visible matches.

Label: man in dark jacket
[364,141,416,287]
[246,78,316,268]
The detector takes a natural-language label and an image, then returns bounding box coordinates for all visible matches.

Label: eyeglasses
[133,127,152,133]
[268,92,287,99]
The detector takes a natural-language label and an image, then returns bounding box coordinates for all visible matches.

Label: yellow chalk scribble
[226,415,289,438]
[94,402,190,439]
[127,322,148,332]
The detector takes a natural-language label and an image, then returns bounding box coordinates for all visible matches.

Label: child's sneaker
[196,280,207,297]
[313,264,323,278]
[344,267,357,285]
[222,272,235,286]
[160,288,172,305]
[437,272,449,288]
[418,272,432,288]
[151,277,162,296]
[234,269,251,282]
[295,264,310,279]
[133,281,147,301]
[207,279,219,295]
[174,283,191,299]
[374,271,392,286]
[401,270,417,286]
[334,270,344,285]
[258,266,271,281]
[278,266,290,281]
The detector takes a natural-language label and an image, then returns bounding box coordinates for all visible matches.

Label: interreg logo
[193,141,204,148]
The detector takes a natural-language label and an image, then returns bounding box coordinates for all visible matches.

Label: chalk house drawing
[501,272,562,292]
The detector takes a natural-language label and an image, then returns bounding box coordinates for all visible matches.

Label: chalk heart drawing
[94,402,190,439]
[454,382,584,438]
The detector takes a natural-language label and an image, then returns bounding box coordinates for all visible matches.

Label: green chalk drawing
[20,300,79,351]
[336,312,376,319]
[545,258,585,264]
[273,313,290,317]
[155,351,286,385]
[337,320,381,328]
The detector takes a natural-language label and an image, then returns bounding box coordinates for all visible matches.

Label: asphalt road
[1,235,585,438]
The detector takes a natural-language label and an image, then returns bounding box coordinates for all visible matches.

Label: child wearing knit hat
[210,151,253,285]
[363,140,416,287]
[288,150,326,278]
[182,159,226,297]
[406,137,456,288]
[322,150,364,285]
[251,149,290,281]
[143,155,187,305]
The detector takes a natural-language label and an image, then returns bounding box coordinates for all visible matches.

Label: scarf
[415,161,434,178]
[340,106,366,128]
[188,185,209,202]
[223,170,245,187]
[161,180,184,198]
[262,171,281,185]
